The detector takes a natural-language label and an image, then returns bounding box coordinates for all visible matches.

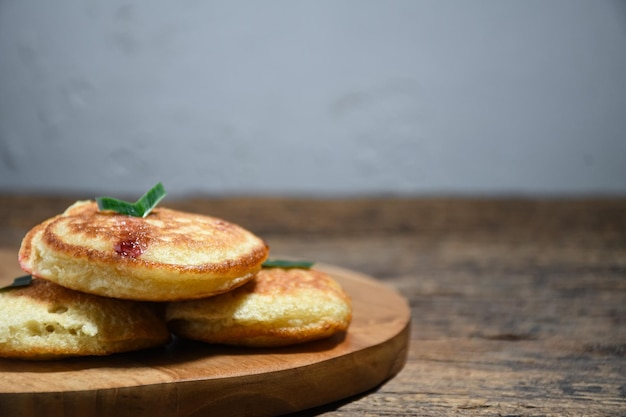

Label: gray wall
[1,1,625,197]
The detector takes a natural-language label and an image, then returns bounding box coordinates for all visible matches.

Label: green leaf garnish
[262,259,314,269]
[96,182,166,218]
[0,275,32,291]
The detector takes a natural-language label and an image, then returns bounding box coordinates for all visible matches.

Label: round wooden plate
[0,250,410,417]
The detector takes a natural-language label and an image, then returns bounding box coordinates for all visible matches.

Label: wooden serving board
[0,249,410,417]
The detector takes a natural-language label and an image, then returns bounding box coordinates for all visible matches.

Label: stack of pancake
[0,201,351,360]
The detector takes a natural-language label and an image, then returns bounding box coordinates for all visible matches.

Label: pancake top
[20,201,268,276]
[169,267,352,322]
[242,267,350,299]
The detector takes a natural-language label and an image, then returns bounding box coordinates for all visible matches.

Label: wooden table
[1,195,625,416]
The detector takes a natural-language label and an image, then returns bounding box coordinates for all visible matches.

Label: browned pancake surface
[166,268,352,347]
[19,201,269,301]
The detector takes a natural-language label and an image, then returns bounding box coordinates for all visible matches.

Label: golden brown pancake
[18,201,269,301]
[0,278,170,360]
[166,267,352,347]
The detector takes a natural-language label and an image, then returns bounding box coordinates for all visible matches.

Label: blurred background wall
[1,0,625,198]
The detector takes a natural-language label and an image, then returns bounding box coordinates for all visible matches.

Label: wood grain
[0,253,410,417]
[0,196,625,416]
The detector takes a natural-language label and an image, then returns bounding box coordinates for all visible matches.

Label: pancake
[0,278,170,360]
[166,267,352,347]
[19,201,269,301]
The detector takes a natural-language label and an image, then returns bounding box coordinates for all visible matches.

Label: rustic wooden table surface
[1,195,625,416]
